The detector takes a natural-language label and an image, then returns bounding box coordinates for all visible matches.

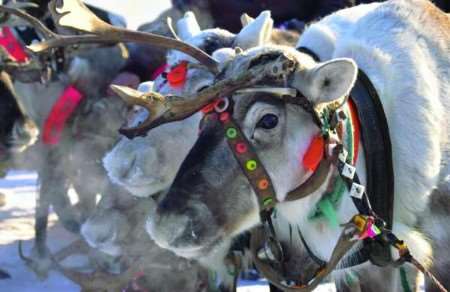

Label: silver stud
[350,183,365,199]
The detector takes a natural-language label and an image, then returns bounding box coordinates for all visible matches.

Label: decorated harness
[193,48,446,291]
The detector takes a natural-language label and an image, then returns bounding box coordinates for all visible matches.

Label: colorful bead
[258,179,269,190]
[368,224,381,238]
[246,160,257,171]
[263,197,273,207]
[226,128,237,139]
[236,142,247,154]
[220,112,230,122]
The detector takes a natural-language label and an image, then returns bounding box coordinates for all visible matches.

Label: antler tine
[0,5,56,39]
[26,0,219,72]
[167,17,181,40]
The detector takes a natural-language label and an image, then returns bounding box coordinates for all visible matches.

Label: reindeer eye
[256,114,279,130]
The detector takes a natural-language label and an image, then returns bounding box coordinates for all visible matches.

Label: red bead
[236,142,247,154]
[220,112,230,122]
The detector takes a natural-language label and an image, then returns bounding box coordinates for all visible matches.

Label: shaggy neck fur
[275,0,449,282]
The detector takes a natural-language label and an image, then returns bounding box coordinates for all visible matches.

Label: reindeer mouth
[119,179,165,197]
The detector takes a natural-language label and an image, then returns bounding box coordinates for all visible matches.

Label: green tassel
[318,198,339,229]
[400,267,413,292]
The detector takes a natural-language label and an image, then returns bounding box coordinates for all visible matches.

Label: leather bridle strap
[297,47,320,62]
[217,106,278,212]
[285,160,331,201]
[251,217,360,292]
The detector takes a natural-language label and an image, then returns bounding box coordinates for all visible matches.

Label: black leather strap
[296,46,320,62]
[297,46,395,267]
[350,70,394,230]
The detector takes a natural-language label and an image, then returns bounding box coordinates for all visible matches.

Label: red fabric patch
[42,86,84,145]
[302,135,325,172]
[0,27,28,63]
[167,61,187,88]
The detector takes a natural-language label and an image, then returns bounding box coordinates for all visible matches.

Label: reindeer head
[23,0,353,263]
[141,46,358,260]
[103,10,279,198]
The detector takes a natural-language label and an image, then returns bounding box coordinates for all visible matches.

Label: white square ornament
[350,183,365,199]
[342,163,356,179]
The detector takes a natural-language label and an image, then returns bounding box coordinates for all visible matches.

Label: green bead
[226,128,237,139]
[246,159,257,171]
[263,197,273,207]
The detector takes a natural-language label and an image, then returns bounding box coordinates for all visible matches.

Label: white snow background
[0,1,337,291]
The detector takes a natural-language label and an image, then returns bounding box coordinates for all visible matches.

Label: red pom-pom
[167,61,188,88]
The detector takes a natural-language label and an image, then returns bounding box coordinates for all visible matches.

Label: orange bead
[258,179,269,190]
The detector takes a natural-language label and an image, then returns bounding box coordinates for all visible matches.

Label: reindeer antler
[18,0,219,72]
[0,5,55,38]
[114,51,298,138]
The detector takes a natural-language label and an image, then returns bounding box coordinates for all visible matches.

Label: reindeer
[84,11,299,291]
[0,2,41,175]
[0,3,130,278]
[104,0,447,291]
[28,0,449,290]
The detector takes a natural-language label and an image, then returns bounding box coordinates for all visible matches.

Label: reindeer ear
[240,13,255,27]
[299,59,358,105]
[176,11,201,41]
[235,10,273,49]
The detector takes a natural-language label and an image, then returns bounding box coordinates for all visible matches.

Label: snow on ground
[0,171,336,291]
[0,171,80,292]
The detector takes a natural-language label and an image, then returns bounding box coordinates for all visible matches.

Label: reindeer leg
[21,158,77,278]
[18,171,53,279]
[48,181,80,233]
[42,151,80,233]
[72,180,98,223]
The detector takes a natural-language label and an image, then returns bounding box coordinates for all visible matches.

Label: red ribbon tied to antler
[0,27,29,63]
[167,61,188,88]
[43,85,84,145]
